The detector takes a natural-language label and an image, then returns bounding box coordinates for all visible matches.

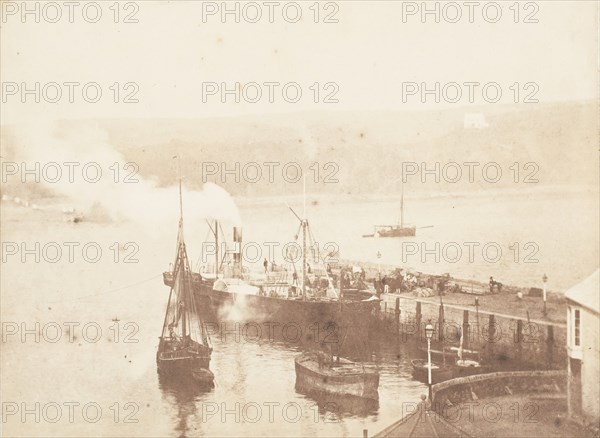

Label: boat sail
[156,180,214,386]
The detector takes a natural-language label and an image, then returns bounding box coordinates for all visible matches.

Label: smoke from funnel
[8,120,241,229]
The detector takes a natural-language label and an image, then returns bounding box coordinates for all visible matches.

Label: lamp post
[377,251,381,279]
[425,323,434,403]
[542,273,548,317]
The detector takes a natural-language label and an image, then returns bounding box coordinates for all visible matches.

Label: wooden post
[462,310,470,349]
[438,302,445,342]
[383,301,388,329]
[516,319,523,362]
[416,301,422,340]
[363,429,368,438]
[487,314,496,361]
[547,325,554,369]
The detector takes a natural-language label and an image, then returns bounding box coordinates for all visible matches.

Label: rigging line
[218,222,227,239]
[196,225,214,271]
[217,222,230,269]
[47,273,163,303]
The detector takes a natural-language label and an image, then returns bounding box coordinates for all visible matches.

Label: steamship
[163,214,380,338]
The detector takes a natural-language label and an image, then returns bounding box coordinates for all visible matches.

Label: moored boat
[363,183,422,238]
[417,344,480,362]
[410,359,454,384]
[164,202,380,335]
[412,327,490,383]
[157,181,214,387]
[364,224,417,238]
[295,351,379,401]
[453,359,490,378]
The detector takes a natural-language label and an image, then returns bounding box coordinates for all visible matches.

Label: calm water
[234,188,599,291]
[1,189,597,437]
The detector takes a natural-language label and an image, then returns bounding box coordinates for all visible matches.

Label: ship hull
[294,353,379,401]
[156,340,213,385]
[377,226,416,237]
[196,284,379,334]
[163,272,380,346]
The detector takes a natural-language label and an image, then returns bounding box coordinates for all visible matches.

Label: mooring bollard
[488,314,496,360]
[547,325,554,368]
[516,319,523,362]
[463,309,470,349]
[438,302,445,342]
[395,298,400,335]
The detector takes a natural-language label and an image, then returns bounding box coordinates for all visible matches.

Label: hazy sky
[1,1,598,123]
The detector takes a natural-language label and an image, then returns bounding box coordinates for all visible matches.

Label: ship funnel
[233,227,242,243]
[233,227,242,263]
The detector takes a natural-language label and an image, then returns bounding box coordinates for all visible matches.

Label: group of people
[375,270,503,296]
[339,266,368,290]
[260,261,507,298]
[376,269,421,294]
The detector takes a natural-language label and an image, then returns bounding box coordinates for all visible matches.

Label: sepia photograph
[1,1,599,437]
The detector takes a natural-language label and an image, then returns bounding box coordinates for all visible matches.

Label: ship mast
[287,176,308,300]
[180,249,187,340]
[175,155,184,225]
[302,175,307,301]
[214,219,219,278]
[176,156,187,341]
[302,218,307,300]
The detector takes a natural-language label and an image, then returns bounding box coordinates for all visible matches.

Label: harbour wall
[374,296,567,369]
[431,370,566,408]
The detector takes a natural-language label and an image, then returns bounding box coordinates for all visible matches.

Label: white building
[566,269,599,422]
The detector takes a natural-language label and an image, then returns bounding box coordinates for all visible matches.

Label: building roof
[565,269,599,315]
[374,401,470,437]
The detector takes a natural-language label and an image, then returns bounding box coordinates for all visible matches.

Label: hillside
[1,101,597,199]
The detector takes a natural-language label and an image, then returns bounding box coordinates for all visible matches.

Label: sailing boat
[413,326,489,382]
[156,179,214,386]
[454,326,489,378]
[363,183,417,237]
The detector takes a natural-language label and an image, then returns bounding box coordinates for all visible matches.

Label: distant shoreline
[233,184,599,207]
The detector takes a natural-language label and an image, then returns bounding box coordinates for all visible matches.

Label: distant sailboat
[363,183,422,238]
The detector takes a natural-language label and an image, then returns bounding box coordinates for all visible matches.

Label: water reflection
[154,322,427,437]
[295,384,380,418]
[158,373,214,437]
